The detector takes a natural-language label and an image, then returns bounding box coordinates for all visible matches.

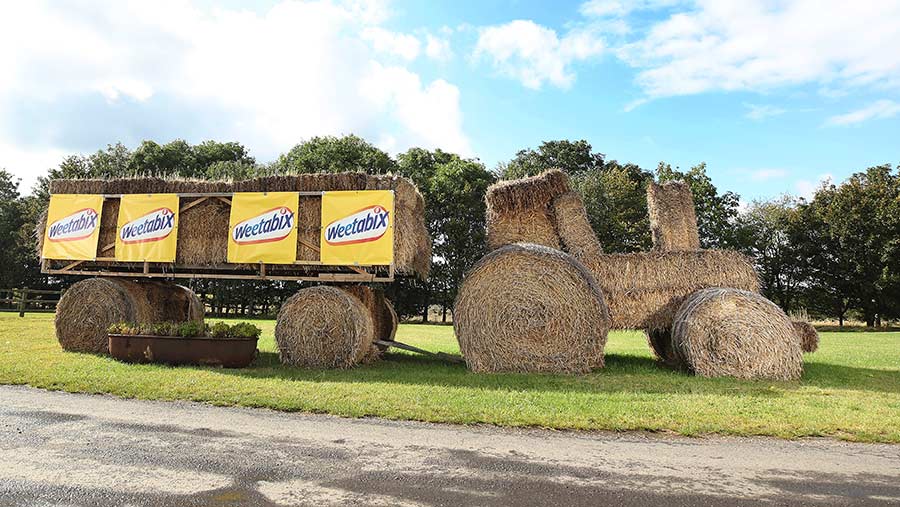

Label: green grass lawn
[1,313,899,442]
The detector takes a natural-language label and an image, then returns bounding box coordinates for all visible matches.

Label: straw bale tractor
[454,170,814,379]
[38,173,432,368]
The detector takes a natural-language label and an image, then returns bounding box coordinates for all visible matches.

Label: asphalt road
[1,385,899,506]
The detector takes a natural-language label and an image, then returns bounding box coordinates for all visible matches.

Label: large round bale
[671,288,803,380]
[55,279,204,353]
[275,286,375,368]
[453,243,610,373]
[792,320,819,353]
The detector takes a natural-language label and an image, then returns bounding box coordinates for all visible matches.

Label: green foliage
[107,321,261,339]
[273,135,396,174]
[395,148,495,318]
[499,139,603,179]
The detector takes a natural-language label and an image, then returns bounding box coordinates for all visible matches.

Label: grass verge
[1,313,898,442]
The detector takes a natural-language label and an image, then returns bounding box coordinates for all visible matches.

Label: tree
[499,139,603,179]
[811,165,900,326]
[656,162,741,249]
[734,196,807,311]
[0,170,40,288]
[397,148,495,321]
[273,135,397,174]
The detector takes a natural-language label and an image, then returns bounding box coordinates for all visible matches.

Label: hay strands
[374,339,465,363]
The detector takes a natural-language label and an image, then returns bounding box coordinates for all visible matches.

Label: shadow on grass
[205,349,900,397]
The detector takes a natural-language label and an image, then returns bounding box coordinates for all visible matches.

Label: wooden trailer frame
[41,191,396,283]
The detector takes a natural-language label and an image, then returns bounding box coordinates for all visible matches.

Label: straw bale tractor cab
[453,170,813,379]
[39,173,431,368]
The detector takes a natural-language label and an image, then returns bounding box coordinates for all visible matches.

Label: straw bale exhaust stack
[671,288,803,380]
[647,181,700,252]
[453,243,610,373]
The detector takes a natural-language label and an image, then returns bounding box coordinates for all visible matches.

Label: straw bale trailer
[454,170,807,379]
[39,173,431,367]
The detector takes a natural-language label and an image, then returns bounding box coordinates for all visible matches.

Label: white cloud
[0,142,68,191]
[474,20,604,89]
[617,1,900,101]
[0,0,471,185]
[744,103,787,121]
[796,173,833,200]
[361,27,420,61]
[825,100,900,126]
[425,34,453,61]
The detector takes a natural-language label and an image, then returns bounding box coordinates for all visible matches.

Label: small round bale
[792,320,819,353]
[275,286,375,368]
[55,278,204,353]
[671,288,803,380]
[453,243,610,373]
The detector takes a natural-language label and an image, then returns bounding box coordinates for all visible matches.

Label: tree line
[0,136,897,326]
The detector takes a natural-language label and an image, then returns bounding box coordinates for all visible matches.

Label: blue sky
[1,0,899,202]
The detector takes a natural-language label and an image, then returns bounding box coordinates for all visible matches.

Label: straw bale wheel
[453,243,610,373]
[671,288,803,380]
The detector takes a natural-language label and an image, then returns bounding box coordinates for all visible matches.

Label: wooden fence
[0,288,64,317]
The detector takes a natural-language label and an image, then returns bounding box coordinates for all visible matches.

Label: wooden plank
[179,196,210,213]
[374,340,465,364]
[215,196,232,206]
[43,268,394,283]
[297,237,320,253]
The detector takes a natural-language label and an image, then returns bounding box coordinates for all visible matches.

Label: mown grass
[1,313,899,442]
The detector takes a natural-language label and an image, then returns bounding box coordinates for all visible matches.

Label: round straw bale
[645,328,678,366]
[55,279,204,353]
[453,243,610,373]
[792,320,819,353]
[56,278,139,353]
[275,286,375,368]
[671,288,803,380]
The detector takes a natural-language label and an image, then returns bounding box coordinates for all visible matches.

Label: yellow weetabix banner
[42,194,104,260]
[320,190,394,266]
[115,194,179,262]
[227,192,299,264]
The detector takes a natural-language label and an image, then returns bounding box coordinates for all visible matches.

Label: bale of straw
[581,250,760,331]
[552,191,602,260]
[274,286,375,368]
[453,243,610,373]
[485,170,571,251]
[645,328,678,365]
[55,278,203,353]
[177,199,229,266]
[339,285,392,363]
[792,320,819,353]
[96,198,120,258]
[671,288,803,380]
[647,181,700,251]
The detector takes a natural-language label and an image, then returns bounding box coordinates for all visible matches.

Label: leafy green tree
[811,165,900,326]
[396,148,495,321]
[574,161,652,252]
[274,135,396,174]
[499,139,604,179]
[734,196,807,310]
[656,162,741,249]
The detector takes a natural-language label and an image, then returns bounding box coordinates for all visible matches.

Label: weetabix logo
[119,207,175,244]
[324,205,389,246]
[47,208,99,242]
